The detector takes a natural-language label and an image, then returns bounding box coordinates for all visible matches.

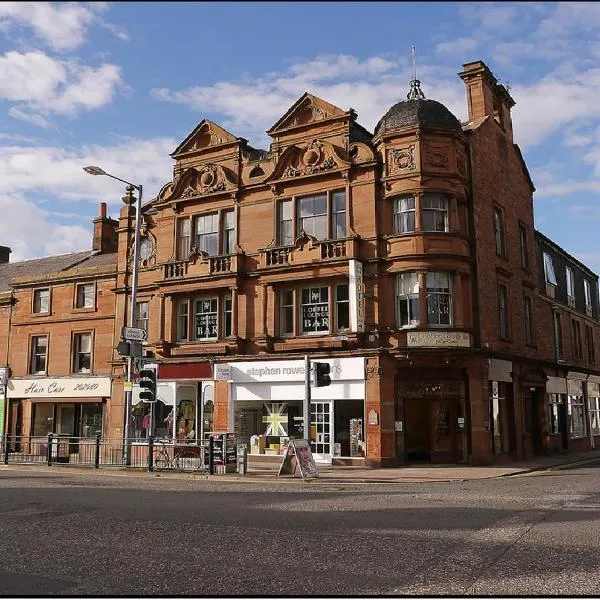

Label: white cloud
[0,1,125,52]
[0,137,176,260]
[0,51,122,125]
[435,37,479,57]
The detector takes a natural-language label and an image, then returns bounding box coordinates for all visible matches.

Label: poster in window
[302,304,329,332]
[196,313,217,338]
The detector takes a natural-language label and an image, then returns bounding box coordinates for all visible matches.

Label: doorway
[523,388,543,456]
[8,400,22,451]
[311,400,333,463]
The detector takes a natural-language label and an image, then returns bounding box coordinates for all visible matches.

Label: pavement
[3,448,600,484]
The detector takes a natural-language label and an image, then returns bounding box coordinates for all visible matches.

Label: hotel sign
[349,259,365,332]
[7,377,112,399]
[407,331,471,348]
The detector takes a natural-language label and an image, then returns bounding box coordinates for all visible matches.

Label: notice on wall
[277,439,319,479]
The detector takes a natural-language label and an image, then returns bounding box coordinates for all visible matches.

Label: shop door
[311,401,333,463]
[523,389,542,457]
[56,404,75,436]
[404,398,430,461]
[430,398,463,463]
[8,400,22,451]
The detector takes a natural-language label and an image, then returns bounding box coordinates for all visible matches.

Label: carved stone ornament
[390,145,416,173]
[426,145,449,168]
[293,103,329,126]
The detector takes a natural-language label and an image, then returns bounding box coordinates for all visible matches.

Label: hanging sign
[277,439,319,479]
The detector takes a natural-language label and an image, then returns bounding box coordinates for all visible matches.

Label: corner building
[107,59,600,466]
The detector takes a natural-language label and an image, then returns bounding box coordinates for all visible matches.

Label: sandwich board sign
[277,439,319,479]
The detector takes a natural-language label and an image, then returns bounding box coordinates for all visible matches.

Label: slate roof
[0,251,117,294]
[374,98,462,136]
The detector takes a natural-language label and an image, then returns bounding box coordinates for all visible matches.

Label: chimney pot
[99,202,107,219]
[0,245,11,263]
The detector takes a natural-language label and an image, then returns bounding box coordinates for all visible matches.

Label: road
[1,460,600,596]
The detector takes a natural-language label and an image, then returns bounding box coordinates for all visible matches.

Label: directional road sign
[121,326,147,342]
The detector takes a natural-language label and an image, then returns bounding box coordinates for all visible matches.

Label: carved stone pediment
[268,139,351,182]
[349,142,375,164]
[268,92,346,134]
[171,119,238,157]
[164,163,238,202]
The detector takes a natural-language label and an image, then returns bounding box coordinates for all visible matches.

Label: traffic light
[313,362,331,387]
[138,365,157,402]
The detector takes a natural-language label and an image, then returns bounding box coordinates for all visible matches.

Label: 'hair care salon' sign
[7,377,112,399]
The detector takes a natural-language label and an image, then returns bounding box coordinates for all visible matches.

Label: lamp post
[83,166,143,464]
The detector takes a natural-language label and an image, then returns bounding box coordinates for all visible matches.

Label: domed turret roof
[374,79,462,136]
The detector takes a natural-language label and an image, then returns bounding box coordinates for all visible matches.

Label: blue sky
[1,1,600,276]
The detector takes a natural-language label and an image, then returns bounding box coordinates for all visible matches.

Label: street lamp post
[83,166,143,464]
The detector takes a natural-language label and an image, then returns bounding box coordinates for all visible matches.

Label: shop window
[549,393,565,435]
[194,213,219,256]
[493,207,506,256]
[490,382,510,454]
[544,252,557,286]
[566,266,575,299]
[277,190,346,245]
[30,335,48,374]
[31,403,54,436]
[222,210,235,255]
[73,333,92,373]
[135,301,149,333]
[33,288,50,314]
[393,196,416,234]
[498,284,509,339]
[568,395,586,438]
[426,272,452,326]
[422,194,448,232]
[80,403,103,437]
[589,396,600,436]
[176,218,191,260]
[75,283,94,309]
[132,400,170,439]
[524,295,535,345]
[301,286,329,334]
[396,272,420,327]
[194,298,218,340]
[572,319,582,360]
[586,324,595,365]
[519,222,529,269]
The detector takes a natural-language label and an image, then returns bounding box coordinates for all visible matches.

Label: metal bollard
[147,436,154,472]
[3,436,8,464]
[237,445,248,475]
[94,434,101,469]
[47,433,53,466]
[208,436,215,475]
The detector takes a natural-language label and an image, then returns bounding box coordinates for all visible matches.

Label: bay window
[422,194,448,232]
[278,282,349,336]
[395,272,453,328]
[426,272,452,326]
[396,272,420,327]
[276,190,346,245]
[393,197,416,234]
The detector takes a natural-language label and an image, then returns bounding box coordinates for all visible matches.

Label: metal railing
[1,435,209,473]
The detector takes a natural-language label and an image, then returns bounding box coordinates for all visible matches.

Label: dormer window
[543,253,557,286]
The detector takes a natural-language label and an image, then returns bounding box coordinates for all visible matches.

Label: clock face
[139,238,153,261]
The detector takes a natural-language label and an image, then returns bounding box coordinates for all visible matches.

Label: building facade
[2,59,600,468]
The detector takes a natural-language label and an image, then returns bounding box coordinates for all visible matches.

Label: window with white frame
[568,395,586,438]
[177,218,191,260]
[393,196,416,234]
[279,283,349,336]
[194,213,219,256]
[277,190,347,245]
[135,301,149,333]
[75,283,94,309]
[73,332,92,373]
[584,279,592,308]
[222,210,235,255]
[422,194,448,232]
[566,266,575,299]
[426,272,452,326]
[30,335,48,374]
[543,252,557,286]
[396,272,420,327]
[33,288,50,314]
[589,396,600,436]
[194,298,218,340]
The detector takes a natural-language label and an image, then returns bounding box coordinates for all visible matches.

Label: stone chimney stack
[458,60,515,141]
[0,245,11,263]
[92,202,118,254]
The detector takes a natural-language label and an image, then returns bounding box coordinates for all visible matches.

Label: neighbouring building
[3,59,600,468]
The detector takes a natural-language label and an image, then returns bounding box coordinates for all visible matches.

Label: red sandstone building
[2,59,600,467]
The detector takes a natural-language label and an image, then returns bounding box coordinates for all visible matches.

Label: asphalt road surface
[2,460,600,596]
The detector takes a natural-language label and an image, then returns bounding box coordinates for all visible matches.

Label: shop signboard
[277,439,319,479]
[407,331,471,348]
[6,377,112,399]
[207,432,237,474]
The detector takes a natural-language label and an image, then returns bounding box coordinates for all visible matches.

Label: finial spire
[407,45,425,100]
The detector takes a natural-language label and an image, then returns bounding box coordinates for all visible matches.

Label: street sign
[121,326,147,342]
[133,356,154,374]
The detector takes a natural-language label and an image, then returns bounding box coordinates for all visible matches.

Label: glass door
[311,401,333,463]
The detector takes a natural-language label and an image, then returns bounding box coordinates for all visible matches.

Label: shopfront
[222,357,366,464]
[5,376,112,446]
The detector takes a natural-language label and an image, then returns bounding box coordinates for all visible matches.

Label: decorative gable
[267,93,347,134]
[159,163,238,204]
[171,120,238,157]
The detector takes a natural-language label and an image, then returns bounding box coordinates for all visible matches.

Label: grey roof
[0,251,117,293]
[374,98,462,136]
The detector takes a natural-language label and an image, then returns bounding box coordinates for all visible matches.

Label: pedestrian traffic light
[138,365,157,402]
[313,362,331,387]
